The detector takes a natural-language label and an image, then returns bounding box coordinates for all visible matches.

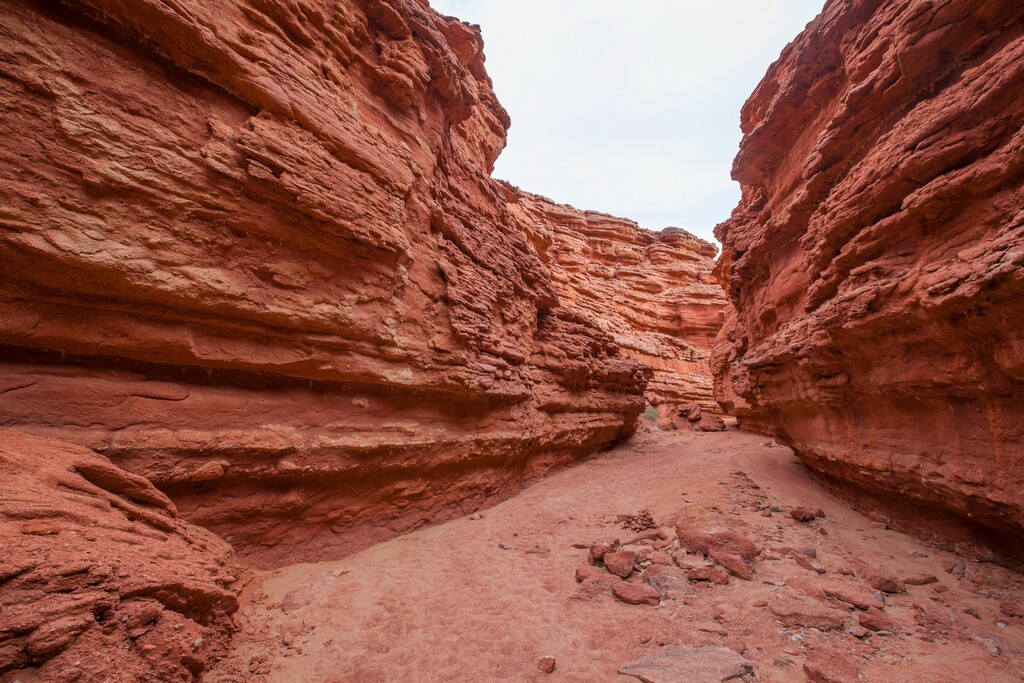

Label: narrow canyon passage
[2,0,1022,681]
[207,426,1024,683]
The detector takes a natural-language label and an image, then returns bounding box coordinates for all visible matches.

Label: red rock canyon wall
[506,189,726,410]
[714,0,1024,561]
[0,0,720,571]
[0,431,239,681]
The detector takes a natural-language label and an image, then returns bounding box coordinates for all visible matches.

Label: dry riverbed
[208,424,1024,682]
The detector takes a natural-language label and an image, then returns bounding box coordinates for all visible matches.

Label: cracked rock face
[0,430,239,682]
[713,0,1024,562]
[507,189,727,410]
[0,0,718,569]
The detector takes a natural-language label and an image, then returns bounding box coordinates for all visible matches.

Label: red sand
[208,425,1024,682]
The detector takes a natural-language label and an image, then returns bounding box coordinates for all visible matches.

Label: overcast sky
[430,0,823,244]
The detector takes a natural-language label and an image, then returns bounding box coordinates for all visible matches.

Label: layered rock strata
[714,0,1024,561]
[0,0,660,567]
[507,189,726,410]
[0,430,239,682]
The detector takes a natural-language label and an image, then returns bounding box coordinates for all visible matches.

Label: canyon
[0,0,721,576]
[0,0,1022,680]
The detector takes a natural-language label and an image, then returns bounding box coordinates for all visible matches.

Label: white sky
[429,0,824,244]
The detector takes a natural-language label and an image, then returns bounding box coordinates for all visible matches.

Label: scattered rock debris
[620,509,656,532]
[209,430,1024,682]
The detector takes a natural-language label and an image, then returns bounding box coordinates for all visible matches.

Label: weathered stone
[642,565,690,598]
[712,0,1024,564]
[619,647,753,683]
[769,595,847,630]
[859,607,901,633]
[679,403,703,421]
[1000,600,1024,618]
[709,549,754,581]
[649,551,674,567]
[612,581,661,606]
[696,414,728,432]
[794,554,826,575]
[789,507,822,523]
[804,651,859,683]
[688,567,730,585]
[858,567,905,594]
[823,585,884,611]
[903,573,938,586]
[0,430,238,682]
[589,538,621,564]
[604,550,638,579]
[675,524,759,560]
[508,195,727,410]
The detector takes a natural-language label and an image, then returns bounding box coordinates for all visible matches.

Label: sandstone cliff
[0,0,659,568]
[714,0,1024,561]
[0,430,239,681]
[506,188,726,410]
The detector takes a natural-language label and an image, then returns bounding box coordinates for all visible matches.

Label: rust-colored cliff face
[506,189,726,410]
[0,0,658,568]
[714,0,1024,560]
[0,431,239,681]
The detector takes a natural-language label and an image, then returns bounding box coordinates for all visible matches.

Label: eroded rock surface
[0,430,239,682]
[713,0,1024,562]
[506,190,727,409]
[0,0,700,567]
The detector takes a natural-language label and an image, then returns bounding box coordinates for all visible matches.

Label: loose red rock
[674,524,760,560]
[589,538,620,564]
[687,567,730,585]
[790,507,823,522]
[804,650,860,683]
[575,565,602,584]
[903,573,938,586]
[1000,600,1024,618]
[823,585,884,611]
[709,549,754,581]
[769,595,848,630]
[612,581,661,606]
[858,607,900,633]
[858,567,905,594]
[604,550,638,579]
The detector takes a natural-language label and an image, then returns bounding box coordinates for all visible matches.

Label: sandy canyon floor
[207,424,1024,682]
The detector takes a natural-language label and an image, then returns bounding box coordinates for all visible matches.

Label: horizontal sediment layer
[0,0,664,568]
[713,0,1024,559]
